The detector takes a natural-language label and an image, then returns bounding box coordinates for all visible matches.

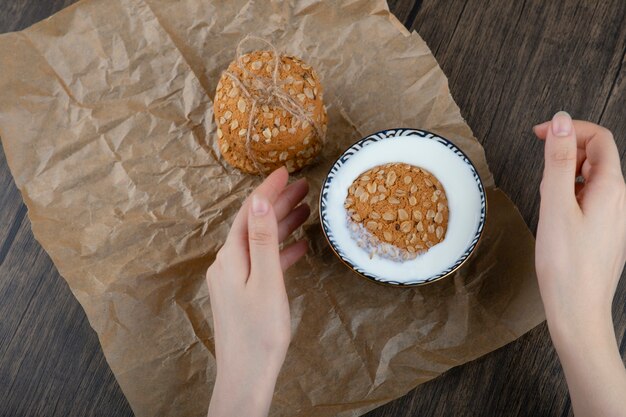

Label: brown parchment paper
[0,0,545,416]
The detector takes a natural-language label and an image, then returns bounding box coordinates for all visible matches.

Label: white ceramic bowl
[319,128,487,286]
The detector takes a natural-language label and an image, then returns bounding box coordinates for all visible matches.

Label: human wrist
[545,304,616,354]
[217,349,285,386]
[208,358,282,417]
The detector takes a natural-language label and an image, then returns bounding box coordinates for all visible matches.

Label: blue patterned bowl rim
[319,128,487,286]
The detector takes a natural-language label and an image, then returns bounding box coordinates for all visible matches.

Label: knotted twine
[222,36,326,175]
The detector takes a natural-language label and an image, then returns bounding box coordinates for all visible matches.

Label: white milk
[325,136,483,283]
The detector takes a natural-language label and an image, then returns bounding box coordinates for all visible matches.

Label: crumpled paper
[0,0,545,416]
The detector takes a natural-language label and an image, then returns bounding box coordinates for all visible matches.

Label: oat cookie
[344,163,449,261]
[213,50,328,175]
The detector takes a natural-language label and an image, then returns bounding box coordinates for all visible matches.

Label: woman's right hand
[533,113,626,336]
[533,112,626,417]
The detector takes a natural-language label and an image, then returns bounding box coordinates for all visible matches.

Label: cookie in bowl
[344,163,449,262]
[319,129,486,286]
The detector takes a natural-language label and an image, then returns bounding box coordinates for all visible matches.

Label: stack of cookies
[213,50,327,175]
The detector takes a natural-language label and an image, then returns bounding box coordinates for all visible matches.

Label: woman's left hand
[206,167,310,417]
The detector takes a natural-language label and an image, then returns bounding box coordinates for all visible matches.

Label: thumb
[247,194,281,281]
[541,111,578,210]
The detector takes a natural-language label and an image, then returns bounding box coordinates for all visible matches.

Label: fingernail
[552,111,572,137]
[251,194,269,216]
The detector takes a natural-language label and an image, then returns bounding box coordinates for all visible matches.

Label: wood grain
[0,0,624,416]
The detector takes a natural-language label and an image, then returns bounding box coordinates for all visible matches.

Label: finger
[581,158,592,180]
[535,119,608,147]
[277,204,310,242]
[540,111,579,209]
[535,120,620,175]
[537,121,586,175]
[279,240,309,271]
[227,167,289,246]
[533,121,550,139]
[568,122,621,179]
[274,178,309,221]
[247,194,281,284]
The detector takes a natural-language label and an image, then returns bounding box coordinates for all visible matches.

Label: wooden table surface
[0,0,624,416]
